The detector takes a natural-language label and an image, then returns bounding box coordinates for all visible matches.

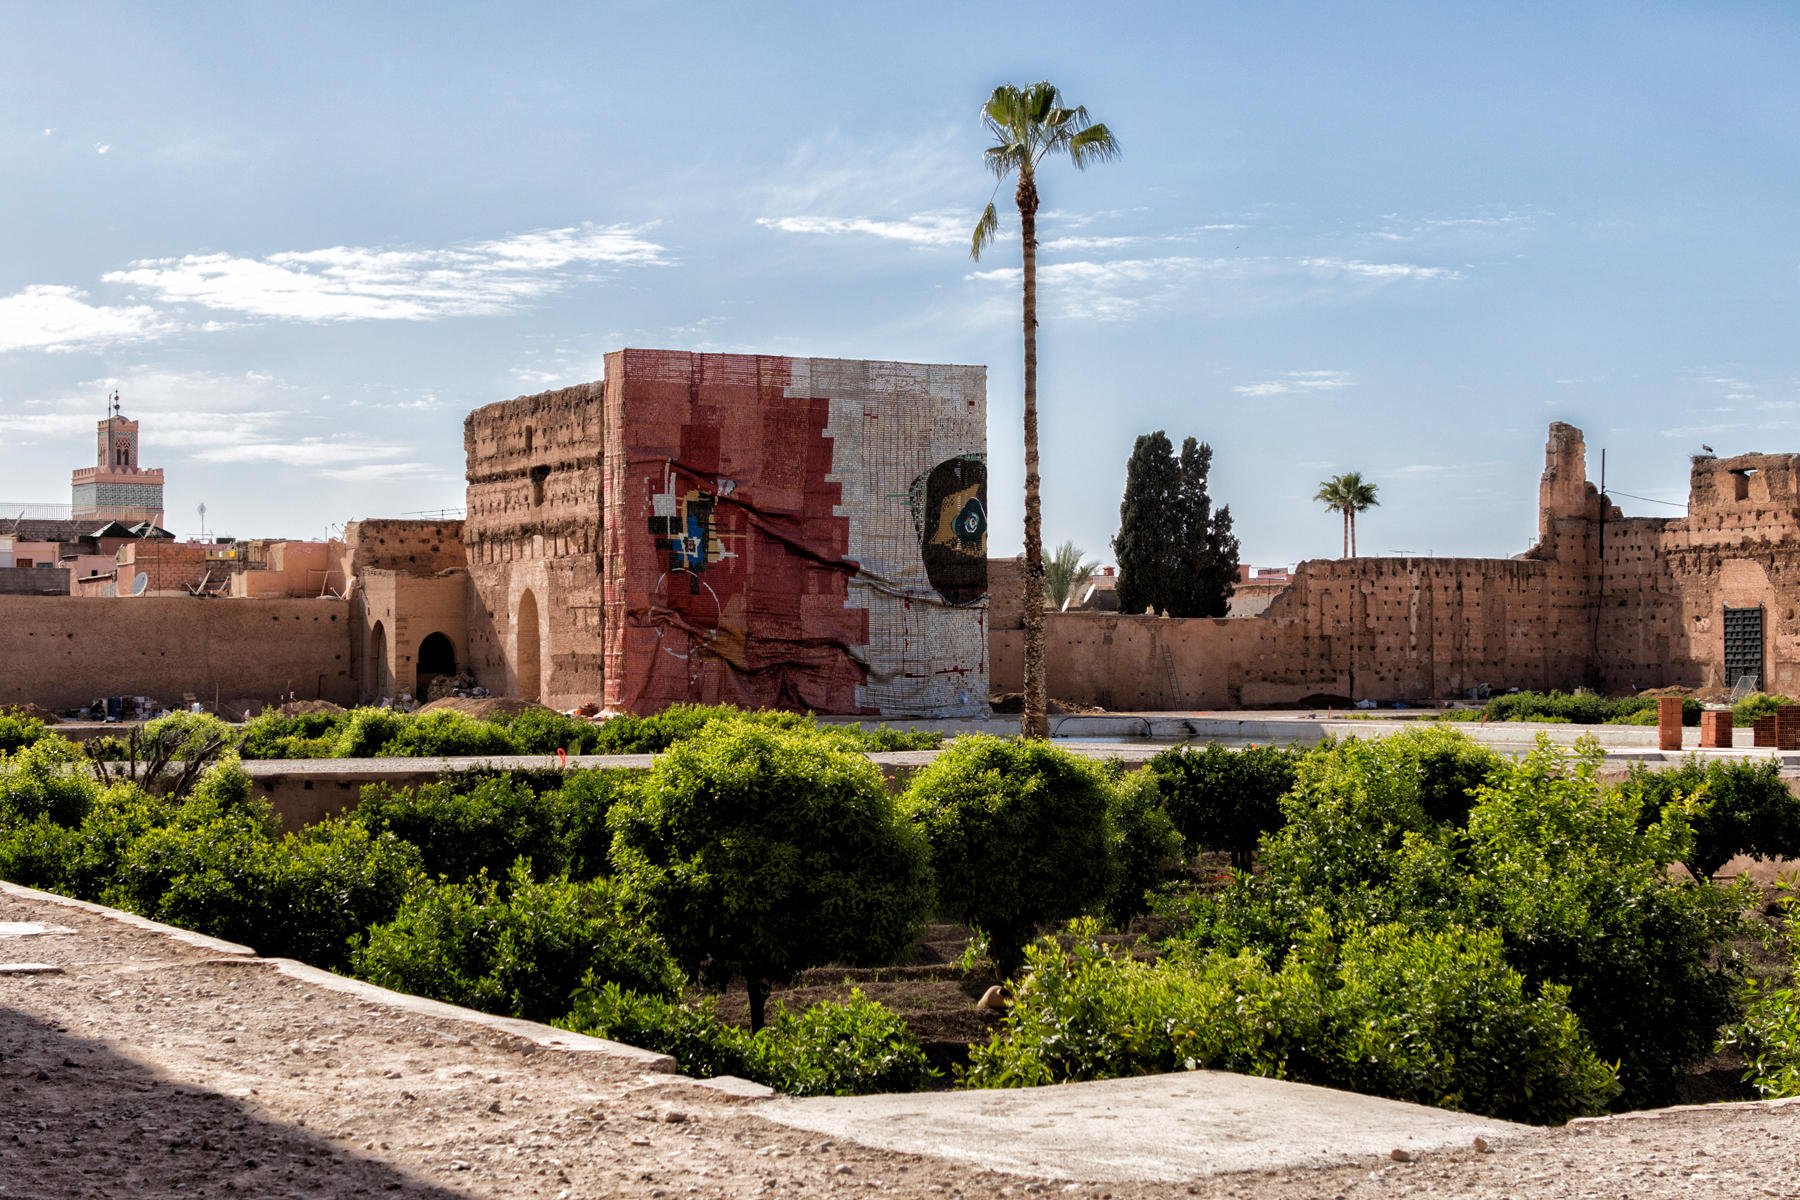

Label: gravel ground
[2,886,1798,1200]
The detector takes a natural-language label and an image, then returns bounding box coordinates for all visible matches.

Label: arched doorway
[416,631,457,697]
[370,620,390,701]
[517,589,541,702]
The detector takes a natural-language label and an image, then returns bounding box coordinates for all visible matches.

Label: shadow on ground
[0,1003,462,1199]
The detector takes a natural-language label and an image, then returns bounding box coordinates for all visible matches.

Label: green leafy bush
[587,704,941,756]
[1481,690,1699,726]
[1733,693,1795,728]
[1187,734,1749,1109]
[0,735,100,828]
[364,709,518,758]
[352,773,574,882]
[1628,756,1800,879]
[489,708,605,755]
[0,817,83,891]
[333,708,410,758]
[563,983,760,1079]
[353,862,681,1021]
[610,720,932,1029]
[141,711,239,760]
[902,735,1114,975]
[965,919,1616,1124]
[1146,742,1299,867]
[103,761,420,967]
[0,708,51,755]
[1727,879,1800,1098]
[561,981,932,1095]
[1102,770,1182,925]
[755,988,935,1095]
[238,709,349,759]
[554,769,632,879]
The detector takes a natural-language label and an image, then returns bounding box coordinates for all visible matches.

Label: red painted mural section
[601,349,872,714]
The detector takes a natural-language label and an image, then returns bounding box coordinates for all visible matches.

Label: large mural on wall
[602,350,988,718]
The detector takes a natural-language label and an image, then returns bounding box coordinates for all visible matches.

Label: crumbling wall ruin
[998,422,1800,708]
[462,384,608,709]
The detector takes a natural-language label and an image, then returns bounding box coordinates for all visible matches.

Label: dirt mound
[1,702,60,724]
[988,693,1106,715]
[416,696,557,720]
[276,699,346,716]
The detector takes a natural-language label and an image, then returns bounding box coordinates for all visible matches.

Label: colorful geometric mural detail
[911,454,988,606]
[602,350,987,719]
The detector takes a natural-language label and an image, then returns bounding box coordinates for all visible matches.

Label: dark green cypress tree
[1168,438,1241,618]
[1112,431,1179,615]
[1169,438,1214,617]
[1198,503,1240,618]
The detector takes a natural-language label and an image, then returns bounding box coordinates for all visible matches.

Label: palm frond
[970,201,1000,261]
[1068,123,1121,168]
[985,142,1024,180]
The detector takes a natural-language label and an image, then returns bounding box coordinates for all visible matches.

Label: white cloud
[966,253,1455,321]
[1296,257,1459,280]
[1234,370,1356,397]
[756,211,972,248]
[1040,234,1146,252]
[94,143,110,155]
[101,223,666,322]
[0,285,171,353]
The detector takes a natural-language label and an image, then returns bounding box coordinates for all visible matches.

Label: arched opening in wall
[416,632,457,697]
[517,589,542,702]
[530,464,550,508]
[370,621,390,701]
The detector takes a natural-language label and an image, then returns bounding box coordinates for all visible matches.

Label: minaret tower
[70,392,165,524]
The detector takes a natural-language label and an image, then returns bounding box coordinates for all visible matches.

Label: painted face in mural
[914,456,988,607]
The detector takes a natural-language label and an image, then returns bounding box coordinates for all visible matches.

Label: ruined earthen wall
[1620,452,1800,694]
[986,557,1026,631]
[996,554,1590,708]
[341,520,467,577]
[462,385,608,707]
[352,571,470,701]
[0,596,354,710]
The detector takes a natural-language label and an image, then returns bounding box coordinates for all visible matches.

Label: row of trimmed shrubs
[4,717,1799,1118]
[50,702,942,763]
[1423,688,1799,729]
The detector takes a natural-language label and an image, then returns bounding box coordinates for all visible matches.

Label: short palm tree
[1315,472,1379,558]
[971,81,1119,738]
[1044,540,1097,610]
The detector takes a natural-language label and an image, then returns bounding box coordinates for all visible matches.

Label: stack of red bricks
[1699,709,1733,748]
[1751,706,1800,750]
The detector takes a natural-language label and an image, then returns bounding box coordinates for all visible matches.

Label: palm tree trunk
[1018,167,1049,739]
[1341,509,1349,558]
[1349,511,1357,558]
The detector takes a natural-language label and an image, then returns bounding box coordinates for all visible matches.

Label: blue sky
[4,2,1799,565]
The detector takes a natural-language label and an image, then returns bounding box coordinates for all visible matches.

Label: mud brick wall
[0,596,354,711]
[462,383,609,709]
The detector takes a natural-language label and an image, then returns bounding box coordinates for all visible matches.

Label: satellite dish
[130,573,148,596]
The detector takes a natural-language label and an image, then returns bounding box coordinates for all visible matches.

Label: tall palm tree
[1044,540,1097,611]
[1314,472,1380,558]
[971,81,1119,739]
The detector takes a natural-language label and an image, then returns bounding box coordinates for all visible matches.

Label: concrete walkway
[759,1071,1519,1182]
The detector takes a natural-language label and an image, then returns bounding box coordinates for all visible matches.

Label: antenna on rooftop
[197,502,207,542]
